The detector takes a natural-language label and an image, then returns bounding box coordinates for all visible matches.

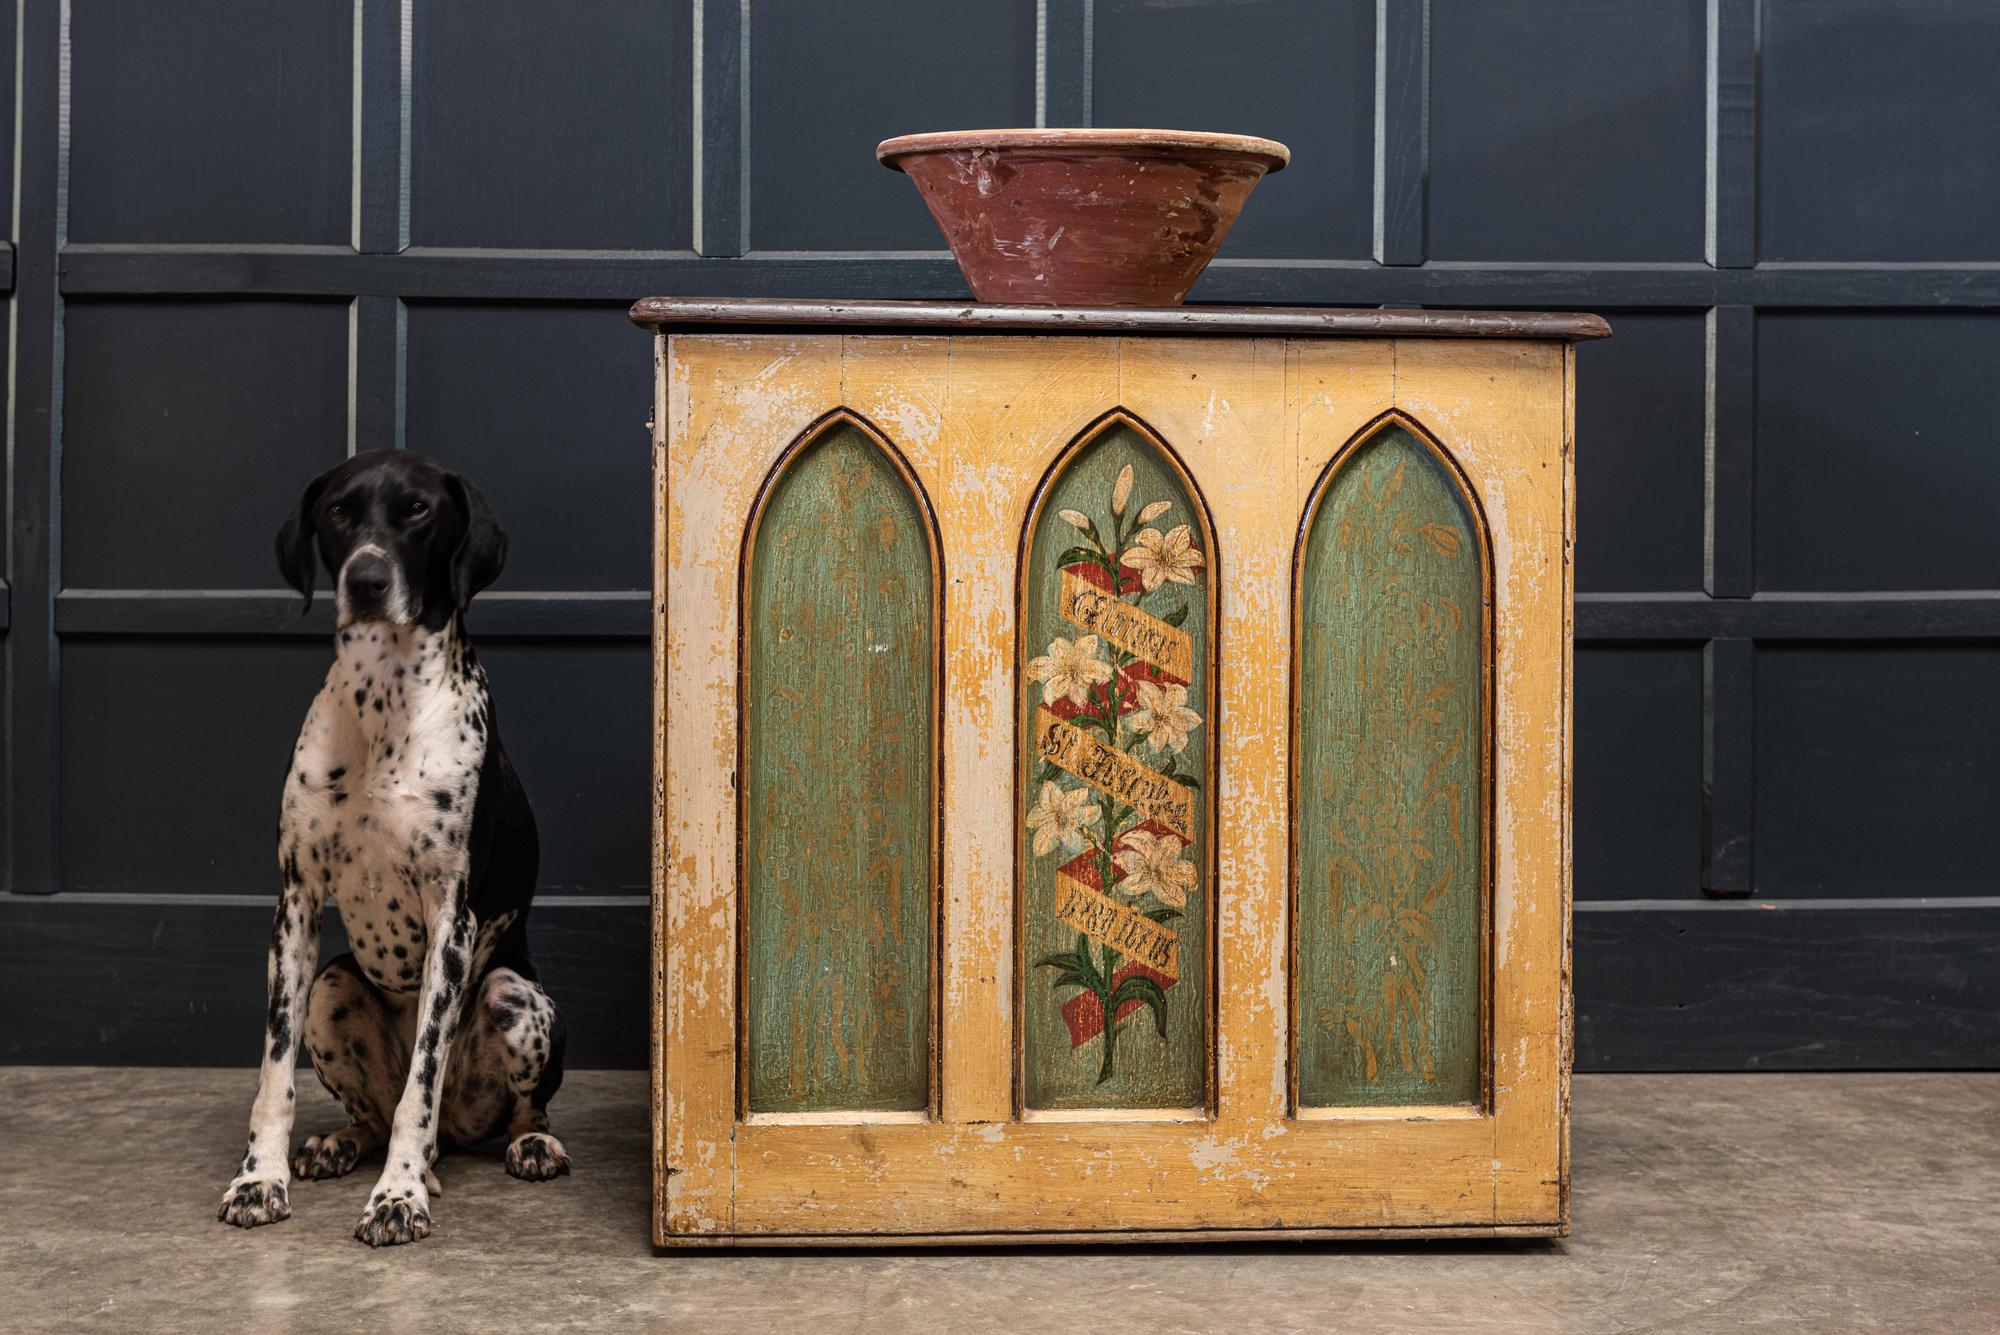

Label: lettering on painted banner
[1053,872,1180,980]
[1058,569,1194,681]
[1034,707,1195,840]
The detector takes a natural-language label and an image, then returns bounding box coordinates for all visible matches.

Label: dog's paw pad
[292,1132,362,1180]
[217,1179,291,1228]
[353,1193,431,1247]
[505,1132,572,1182]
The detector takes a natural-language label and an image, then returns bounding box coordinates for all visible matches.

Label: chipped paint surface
[1119,338,1292,1124]
[662,337,846,1234]
[849,334,1126,1123]
[1392,339,1570,1226]
[657,332,1571,1241]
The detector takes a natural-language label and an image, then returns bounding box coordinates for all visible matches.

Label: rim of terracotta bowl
[877,127,1290,175]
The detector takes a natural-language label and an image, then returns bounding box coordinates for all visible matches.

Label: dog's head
[276,450,506,631]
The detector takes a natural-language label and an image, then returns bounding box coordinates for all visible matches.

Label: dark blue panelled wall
[5,1,1998,1068]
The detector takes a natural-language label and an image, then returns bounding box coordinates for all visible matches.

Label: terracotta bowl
[878,128,1289,307]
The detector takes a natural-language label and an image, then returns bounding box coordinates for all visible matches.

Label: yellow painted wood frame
[653,331,1574,1245]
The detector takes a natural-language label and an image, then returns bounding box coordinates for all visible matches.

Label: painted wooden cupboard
[634,297,1607,1246]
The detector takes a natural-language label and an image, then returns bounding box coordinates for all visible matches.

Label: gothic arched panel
[1293,414,1488,1109]
[740,413,940,1114]
[1017,412,1217,1113]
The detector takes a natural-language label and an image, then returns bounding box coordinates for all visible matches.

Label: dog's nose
[344,555,392,605]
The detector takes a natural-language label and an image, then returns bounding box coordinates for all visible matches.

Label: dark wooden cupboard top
[630,296,1611,341]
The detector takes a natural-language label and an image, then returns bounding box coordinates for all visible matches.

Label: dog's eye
[404,499,430,521]
[326,502,349,525]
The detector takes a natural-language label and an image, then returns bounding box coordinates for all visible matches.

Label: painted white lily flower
[1027,634,1114,708]
[1125,679,1202,755]
[1121,523,1203,592]
[1027,782,1099,857]
[1113,829,1195,907]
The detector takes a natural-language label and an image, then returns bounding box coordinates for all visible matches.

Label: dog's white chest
[326,794,443,991]
[281,627,487,993]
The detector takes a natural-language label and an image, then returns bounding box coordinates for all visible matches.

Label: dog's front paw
[353,1190,431,1247]
[217,1178,292,1229]
[505,1132,572,1182]
[293,1131,363,1180]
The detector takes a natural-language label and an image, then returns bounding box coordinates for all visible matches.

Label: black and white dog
[216,449,568,1247]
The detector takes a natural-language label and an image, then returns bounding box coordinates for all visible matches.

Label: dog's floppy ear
[275,473,331,611]
[443,471,507,610]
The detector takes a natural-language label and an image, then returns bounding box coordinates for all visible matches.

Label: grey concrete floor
[0,1069,1995,1333]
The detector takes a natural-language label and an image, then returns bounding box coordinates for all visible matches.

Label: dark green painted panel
[742,423,934,1113]
[1020,422,1211,1110]
[1296,425,1483,1107]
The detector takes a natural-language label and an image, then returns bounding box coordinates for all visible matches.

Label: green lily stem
[1093,636,1137,1083]
[1078,483,1159,1085]
[1097,971,1119,1083]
